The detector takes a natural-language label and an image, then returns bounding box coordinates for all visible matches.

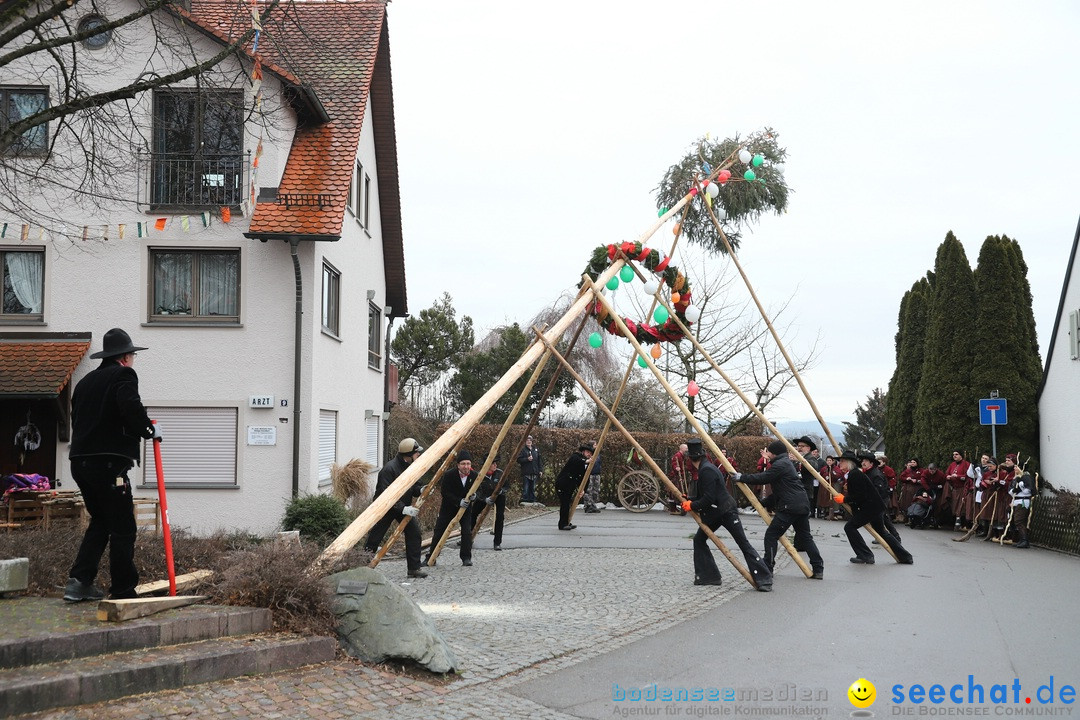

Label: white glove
[731,472,742,481]
[151,422,163,440]
[459,499,470,508]
[402,505,419,517]
[484,496,495,506]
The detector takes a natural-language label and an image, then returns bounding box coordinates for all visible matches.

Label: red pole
[151,420,176,596]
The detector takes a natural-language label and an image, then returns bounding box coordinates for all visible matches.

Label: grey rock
[326,566,458,674]
[0,558,29,595]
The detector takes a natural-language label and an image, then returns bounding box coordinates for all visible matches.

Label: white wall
[1038,250,1080,492]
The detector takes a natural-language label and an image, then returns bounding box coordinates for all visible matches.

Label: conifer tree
[912,233,980,463]
[884,277,930,464]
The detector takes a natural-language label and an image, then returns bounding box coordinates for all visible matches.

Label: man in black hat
[365,438,427,578]
[680,438,772,590]
[836,450,913,565]
[426,450,478,566]
[732,439,824,580]
[794,436,824,518]
[65,328,158,602]
[555,442,593,531]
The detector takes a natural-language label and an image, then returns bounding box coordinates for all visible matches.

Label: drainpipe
[383,313,396,465]
[290,238,302,498]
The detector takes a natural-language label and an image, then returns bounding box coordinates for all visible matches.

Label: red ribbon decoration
[654,256,671,272]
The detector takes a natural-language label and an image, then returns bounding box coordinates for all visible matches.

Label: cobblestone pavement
[25,510,792,720]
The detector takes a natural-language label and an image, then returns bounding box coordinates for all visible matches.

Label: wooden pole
[314,190,695,571]
[697,190,842,454]
[583,277,814,575]
[472,310,592,537]
[426,347,555,565]
[533,330,757,587]
[368,436,469,567]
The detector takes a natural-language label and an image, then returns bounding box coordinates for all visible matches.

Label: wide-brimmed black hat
[856,451,877,465]
[578,442,596,453]
[686,439,706,460]
[90,328,147,359]
[838,450,860,464]
[793,436,818,452]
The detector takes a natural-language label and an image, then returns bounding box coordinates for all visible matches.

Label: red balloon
[718,169,732,183]
[687,380,700,397]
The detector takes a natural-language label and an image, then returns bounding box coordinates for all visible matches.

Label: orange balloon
[673,222,682,235]
[671,292,681,305]
[650,344,662,359]
[834,494,845,504]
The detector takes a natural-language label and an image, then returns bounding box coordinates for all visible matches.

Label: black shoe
[110,589,138,600]
[811,571,824,580]
[899,557,914,565]
[423,555,435,567]
[407,569,428,578]
[63,578,105,603]
[558,526,572,531]
[493,544,502,551]
[849,557,875,564]
[1014,540,1030,549]
[693,577,723,586]
[462,559,473,567]
[756,584,773,592]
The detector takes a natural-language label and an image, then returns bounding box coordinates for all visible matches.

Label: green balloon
[637,355,648,368]
[654,306,670,324]
[606,276,620,291]
[619,265,635,283]
[752,154,764,167]
[588,332,603,348]
[743,169,756,181]
[658,206,668,217]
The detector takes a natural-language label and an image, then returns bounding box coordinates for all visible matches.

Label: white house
[1036,216,1080,491]
[0,0,407,534]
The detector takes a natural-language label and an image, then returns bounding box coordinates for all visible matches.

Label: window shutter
[318,410,337,486]
[365,416,379,466]
[142,407,237,486]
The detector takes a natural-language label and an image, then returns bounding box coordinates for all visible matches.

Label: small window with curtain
[2,247,45,320]
[322,261,340,336]
[1,86,49,156]
[149,248,240,323]
[368,301,382,369]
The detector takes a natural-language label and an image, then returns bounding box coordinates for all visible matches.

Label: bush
[281,494,351,544]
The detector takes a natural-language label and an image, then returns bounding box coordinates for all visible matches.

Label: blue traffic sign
[979,398,1008,426]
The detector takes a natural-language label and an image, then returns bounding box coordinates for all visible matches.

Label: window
[368,301,382,369]
[141,407,238,487]
[321,262,340,336]
[151,89,244,207]
[150,248,240,322]
[1,87,48,155]
[354,160,371,230]
[1,247,45,319]
[78,14,112,49]
[365,416,380,466]
[318,410,337,487]
[1070,310,1079,360]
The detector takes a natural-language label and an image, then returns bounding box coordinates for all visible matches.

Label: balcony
[140,150,249,210]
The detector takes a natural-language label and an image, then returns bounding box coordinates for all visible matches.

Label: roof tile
[0,340,90,397]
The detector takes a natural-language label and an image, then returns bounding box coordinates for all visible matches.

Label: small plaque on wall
[247,426,277,445]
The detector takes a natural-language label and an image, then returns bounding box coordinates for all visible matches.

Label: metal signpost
[979,397,1008,460]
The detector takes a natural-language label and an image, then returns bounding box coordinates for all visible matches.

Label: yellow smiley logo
[848,678,876,708]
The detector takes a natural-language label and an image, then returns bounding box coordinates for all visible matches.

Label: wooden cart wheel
[617,470,661,512]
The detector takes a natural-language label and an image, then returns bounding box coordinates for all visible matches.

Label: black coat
[70,360,154,463]
[866,466,891,503]
[689,459,736,515]
[372,455,422,513]
[845,468,885,513]
[517,445,543,475]
[739,454,809,514]
[556,451,589,492]
[439,467,477,511]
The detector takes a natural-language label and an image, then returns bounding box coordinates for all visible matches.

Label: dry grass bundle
[332,457,376,513]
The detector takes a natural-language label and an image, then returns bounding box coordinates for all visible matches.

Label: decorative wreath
[579,241,693,344]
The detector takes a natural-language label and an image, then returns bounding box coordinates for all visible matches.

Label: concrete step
[0,599,271,669]
[0,633,337,718]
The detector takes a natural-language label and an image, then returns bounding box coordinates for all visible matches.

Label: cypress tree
[912,232,980,463]
[884,277,930,464]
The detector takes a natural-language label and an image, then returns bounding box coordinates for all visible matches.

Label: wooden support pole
[583,277,815,576]
[97,595,206,622]
[426,346,555,565]
[314,190,695,572]
[533,330,757,588]
[368,435,471,567]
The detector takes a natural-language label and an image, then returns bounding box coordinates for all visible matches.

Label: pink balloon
[687,380,700,397]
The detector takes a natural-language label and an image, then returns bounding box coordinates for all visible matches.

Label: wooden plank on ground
[135,569,213,596]
[97,595,207,622]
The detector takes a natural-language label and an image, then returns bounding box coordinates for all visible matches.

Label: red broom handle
[151,420,176,596]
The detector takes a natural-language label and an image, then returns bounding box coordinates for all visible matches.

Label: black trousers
[845,509,912,563]
[68,456,138,596]
[694,508,773,587]
[364,509,423,572]
[470,494,506,545]
[429,504,473,563]
[763,510,823,573]
[557,487,575,528]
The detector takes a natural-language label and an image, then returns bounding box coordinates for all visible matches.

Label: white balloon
[738,148,752,164]
[685,305,702,322]
[716,205,727,220]
[706,183,720,199]
[643,279,660,295]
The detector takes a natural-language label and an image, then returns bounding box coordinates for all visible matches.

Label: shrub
[281,493,351,544]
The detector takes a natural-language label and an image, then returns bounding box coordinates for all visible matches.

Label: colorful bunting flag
[181,216,190,232]
[137,222,147,238]
[221,207,231,223]
[118,224,126,240]
[154,217,167,232]
[201,211,211,227]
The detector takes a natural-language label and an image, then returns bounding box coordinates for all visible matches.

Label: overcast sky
[385,1,1079,424]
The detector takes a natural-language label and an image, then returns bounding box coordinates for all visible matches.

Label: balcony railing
[140,150,249,209]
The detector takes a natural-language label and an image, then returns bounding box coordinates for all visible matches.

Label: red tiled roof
[185,0,407,315]
[0,335,90,398]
